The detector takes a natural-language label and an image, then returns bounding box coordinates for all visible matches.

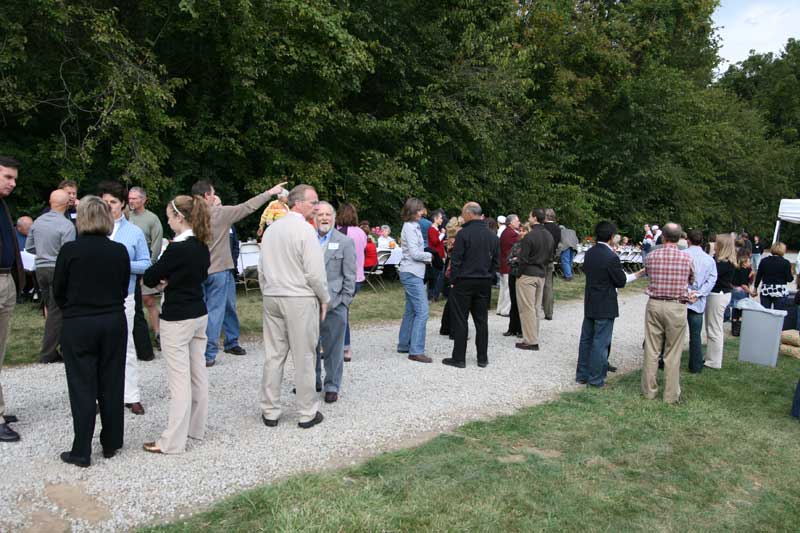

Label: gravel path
[1,292,648,531]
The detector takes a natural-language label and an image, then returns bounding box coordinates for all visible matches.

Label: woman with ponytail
[141,195,211,454]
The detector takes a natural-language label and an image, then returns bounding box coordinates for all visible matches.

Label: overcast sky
[713,0,799,71]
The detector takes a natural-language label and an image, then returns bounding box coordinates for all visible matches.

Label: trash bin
[737,300,787,367]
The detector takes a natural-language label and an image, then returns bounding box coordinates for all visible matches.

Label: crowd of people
[0,154,798,468]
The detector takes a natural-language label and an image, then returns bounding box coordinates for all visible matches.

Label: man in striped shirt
[642,222,695,404]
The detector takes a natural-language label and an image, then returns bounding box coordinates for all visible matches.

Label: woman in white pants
[142,195,211,454]
[704,235,736,369]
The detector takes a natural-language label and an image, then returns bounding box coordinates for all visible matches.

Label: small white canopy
[772,199,800,243]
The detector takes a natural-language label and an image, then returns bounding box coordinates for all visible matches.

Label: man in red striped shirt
[642,222,695,404]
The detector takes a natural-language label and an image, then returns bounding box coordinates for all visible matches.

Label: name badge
[328,243,340,250]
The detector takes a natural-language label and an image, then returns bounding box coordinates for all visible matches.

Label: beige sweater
[258,212,330,303]
[208,192,271,275]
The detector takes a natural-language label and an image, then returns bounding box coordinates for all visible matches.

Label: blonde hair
[445,216,462,239]
[770,242,786,256]
[169,195,211,245]
[76,195,113,236]
[715,234,737,264]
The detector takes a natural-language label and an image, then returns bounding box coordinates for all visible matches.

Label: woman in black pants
[53,196,130,467]
[504,224,529,338]
[754,242,793,309]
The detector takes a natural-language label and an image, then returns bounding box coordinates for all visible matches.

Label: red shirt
[499,226,520,274]
[645,244,694,301]
[364,239,378,268]
[428,226,445,259]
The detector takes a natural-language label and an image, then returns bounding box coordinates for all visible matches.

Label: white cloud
[714,0,799,71]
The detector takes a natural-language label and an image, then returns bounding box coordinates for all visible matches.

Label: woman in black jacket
[141,195,211,454]
[54,196,130,467]
[754,242,793,309]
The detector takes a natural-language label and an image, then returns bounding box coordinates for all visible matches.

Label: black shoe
[658,358,665,370]
[102,448,118,459]
[502,331,515,337]
[298,412,324,429]
[225,346,247,356]
[607,364,617,373]
[0,423,20,442]
[60,451,89,468]
[262,415,279,427]
[205,359,216,368]
[588,382,606,389]
[40,352,63,364]
[545,316,553,321]
[477,361,488,368]
[3,415,18,424]
[576,379,588,385]
[137,351,155,362]
[442,358,466,369]
[515,333,523,338]
[515,342,539,351]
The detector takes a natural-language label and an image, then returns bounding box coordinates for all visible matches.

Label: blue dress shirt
[112,216,151,295]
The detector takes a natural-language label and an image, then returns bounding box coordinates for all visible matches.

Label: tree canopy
[1,0,798,241]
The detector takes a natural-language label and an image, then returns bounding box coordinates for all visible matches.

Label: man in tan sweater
[258,184,329,429]
[191,179,286,367]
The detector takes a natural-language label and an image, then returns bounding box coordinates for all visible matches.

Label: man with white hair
[313,201,356,403]
[128,186,163,360]
[259,184,329,428]
[377,225,395,249]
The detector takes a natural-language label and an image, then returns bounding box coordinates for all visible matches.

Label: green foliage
[0,0,797,241]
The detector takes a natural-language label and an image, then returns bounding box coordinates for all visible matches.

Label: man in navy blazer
[576,221,640,387]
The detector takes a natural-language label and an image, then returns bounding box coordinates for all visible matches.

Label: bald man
[26,189,76,363]
[15,216,32,251]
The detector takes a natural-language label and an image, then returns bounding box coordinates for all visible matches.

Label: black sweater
[712,260,735,293]
[53,235,130,318]
[754,255,793,289]
[143,236,210,321]
[449,219,500,282]
[519,225,555,278]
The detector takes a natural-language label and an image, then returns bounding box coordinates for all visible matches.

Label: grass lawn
[147,339,800,532]
[8,274,621,366]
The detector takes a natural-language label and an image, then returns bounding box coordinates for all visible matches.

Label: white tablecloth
[378,248,403,266]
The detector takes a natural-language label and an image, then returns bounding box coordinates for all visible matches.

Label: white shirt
[173,229,195,243]
[497,224,506,238]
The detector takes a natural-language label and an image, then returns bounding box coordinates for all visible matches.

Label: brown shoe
[125,402,145,415]
[142,442,163,454]
[408,354,433,363]
[324,391,338,403]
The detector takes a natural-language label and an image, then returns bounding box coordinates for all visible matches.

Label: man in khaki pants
[258,184,329,429]
[641,223,695,404]
[0,156,24,443]
[515,208,554,351]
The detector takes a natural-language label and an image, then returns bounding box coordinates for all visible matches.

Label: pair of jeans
[576,317,615,386]
[397,272,429,356]
[560,248,575,279]
[729,287,748,320]
[202,271,231,362]
[222,271,241,350]
[428,268,445,300]
[687,309,704,373]
[449,279,492,364]
[343,282,362,351]
[751,253,762,272]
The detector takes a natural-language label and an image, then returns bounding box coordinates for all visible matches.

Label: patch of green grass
[6,301,42,366]
[145,339,800,532]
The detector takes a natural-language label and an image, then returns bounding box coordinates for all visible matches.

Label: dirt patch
[517,446,562,459]
[23,510,70,533]
[44,483,112,523]
[497,454,527,464]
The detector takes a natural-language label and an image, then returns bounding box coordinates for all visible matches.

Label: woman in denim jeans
[397,198,433,363]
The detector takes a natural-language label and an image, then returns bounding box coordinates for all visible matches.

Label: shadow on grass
[145,338,800,532]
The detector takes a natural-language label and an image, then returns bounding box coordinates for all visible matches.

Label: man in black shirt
[516,208,554,350]
[0,156,24,443]
[442,202,499,368]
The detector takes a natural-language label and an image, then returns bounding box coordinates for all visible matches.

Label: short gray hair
[545,208,556,222]
[381,224,391,232]
[129,186,147,199]
[287,184,315,208]
[464,203,482,217]
[277,188,289,198]
[506,214,519,225]
[315,200,336,221]
[662,222,682,243]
